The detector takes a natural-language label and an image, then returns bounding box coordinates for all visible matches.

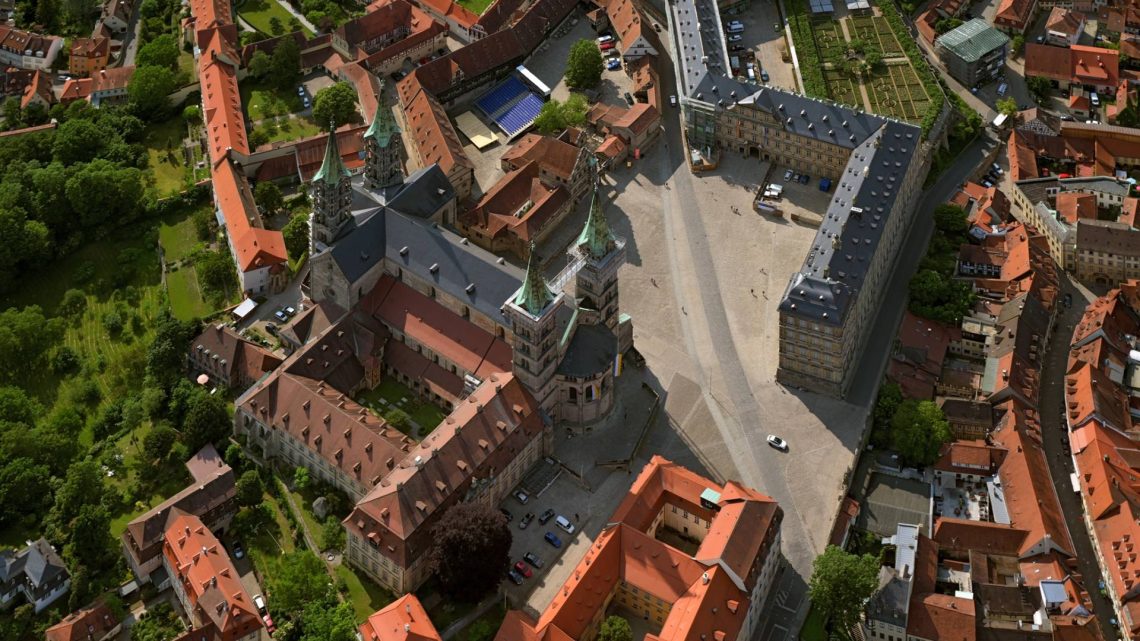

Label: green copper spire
[515,242,555,316]
[577,180,617,260]
[364,83,399,147]
[312,122,351,186]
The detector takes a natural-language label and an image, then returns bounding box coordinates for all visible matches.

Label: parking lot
[723,1,797,92]
[754,161,837,225]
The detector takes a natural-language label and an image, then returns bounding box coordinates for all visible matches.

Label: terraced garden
[866,62,934,121]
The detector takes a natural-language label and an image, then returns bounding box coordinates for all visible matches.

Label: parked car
[263,615,276,635]
[265,322,278,335]
[523,551,544,568]
[728,34,743,42]
[597,34,614,44]
[507,568,524,585]
[555,515,575,534]
[729,44,745,52]
[274,310,288,322]
[799,173,810,184]
[767,435,789,451]
[760,70,769,82]
[670,94,678,107]
[500,507,513,522]
[981,179,994,188]
[519,512,535,529]
[303,97,311,108]
[514,490,529,504]
[539,508,556,524]
[606,58,621,70]
[784,169,793,180]
[297,86,306,95]
[544,532,563,548]
[284,306,297,316]
[514,561,533,578]
[600,41,615,50]
[232,541,244,559]
[624,92,635,105]
[991,163,1003,175]
[254,595,267,615]
[792,172,801,182]
[1064,293,1073,307]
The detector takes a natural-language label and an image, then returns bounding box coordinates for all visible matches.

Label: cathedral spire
[515,242,555,316]
[312,122,351,186]
[577,178,617,260]
[363,83,399,147]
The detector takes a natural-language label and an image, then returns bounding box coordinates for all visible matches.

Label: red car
[514,560,533,578]
[263,614,276,635]
[599,41,615,51]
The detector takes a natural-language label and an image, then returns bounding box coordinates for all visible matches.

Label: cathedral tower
[573,178,625,330]
[503,243,563,413]
[309,123,354,256]
[363,85,403,191]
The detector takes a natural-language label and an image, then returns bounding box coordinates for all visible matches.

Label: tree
[58,288,88,319]
[0,458,51,527]
[534,94,590,134]
[269,15,284,34]
[282,213,310,261]
[299,598,356,641]
[53,118,107,164]
[808,546,881,633]
[870,382,902,449]
[598,616,633,641]
[294,465,310,490]
[196,249,238,299]
[1026,76,1052,103]
[225,442,247,472]
[933,203,968,235]
[143,424,178,464]
[248,50,272,79]
[255,181,284,215]
[147,314,198,392]
[181,388,231,452]
[236,470,264,507]
[320,516,345,551]
[889,399,951,466]
[271,37,301,91]
[48,460,106,540]
[313,82,359,128]
[996,97,1019,116]
[0,306,64,384]
[270,551,331,613]
[130,603,183,641]
[428,502,512,601]
[565,39,604,89]
[63,503,116,571]
[137,34,180,70]
[386,408,411,431]
[1011,34,1025,56]
[128,66,177,120]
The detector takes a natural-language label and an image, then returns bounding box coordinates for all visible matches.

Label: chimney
[701,572,709,585]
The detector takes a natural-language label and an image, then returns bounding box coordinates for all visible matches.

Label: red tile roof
[45,602,118,641]
[994,0,1035,30]
[906,594,976,641]
[359,594,442,641]
[460,161,571,244]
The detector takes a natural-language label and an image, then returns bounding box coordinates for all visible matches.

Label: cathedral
[304,95,633,424]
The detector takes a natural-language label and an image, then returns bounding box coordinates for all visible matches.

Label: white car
[514,490,529,504]
[555,515,576,534]
[669,94,677,107]
[766,435,788,451]
[728,34,743,42]
[784,169,793,180]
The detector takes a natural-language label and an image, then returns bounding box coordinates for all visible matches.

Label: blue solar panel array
[476,77,529,117]
[498,94,544,136]
[476,76,545,137]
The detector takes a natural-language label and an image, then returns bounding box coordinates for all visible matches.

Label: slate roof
[779,120,920,325]
[936,18,1009,63]
[556,323,617,377]
[386,164,456,218]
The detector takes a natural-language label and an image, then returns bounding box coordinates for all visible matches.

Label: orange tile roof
[994,0,1035,31]
[612,102,660,137]
[200,34,248,163]
[1072,45,1120,87]
[1046,8,1085,36]
[933,440,1007,475]
[501,456,781,641]
[1056,191,1098,223]
[500,134,584,183]
[212,159,286,272]
[398,77,473,178]
[991,401,1075,557]
[934,518,1030,557]
[906,594,975,641]
[359,594,442,641]
[1025,44,1073,84]
[163,514,262,640]
[45,602,118,641]
[461,161,572,244]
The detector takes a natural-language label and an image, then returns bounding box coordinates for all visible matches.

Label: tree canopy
[808,546,881,632]
[137,34,180,70]
[565,39,604,89]
[598,616,633,641]
[428,502,512,601]
[283,213,310,261]
[890,399,951,466]
[270,551,332,613]
[996,97,1019,116]
[128,66,177,120]
[312,82,359,128]
[255,181,284,215]
[534,94,589,134]
[271,38,302,91]
[236,470,264,507]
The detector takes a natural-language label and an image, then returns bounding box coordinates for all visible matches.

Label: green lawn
[159,207,206,261]
[454,604,507,641]
[242,79,305,122]
[237,0,314,37]
[336,564,394,622]
[800,606,828,641]
[257,115,323,145]
[456,0,494,14]
[144,116,190,196]
[355,379,448,435]
[158,205,229,320]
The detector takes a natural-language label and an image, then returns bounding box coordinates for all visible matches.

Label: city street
[1036,277,1118,641]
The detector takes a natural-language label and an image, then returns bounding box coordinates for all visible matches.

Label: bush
[102,311,124,336]
[786,0,827,98]
[51,346,81,375]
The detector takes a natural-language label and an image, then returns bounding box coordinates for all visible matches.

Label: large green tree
[298,599,356,641]
[137,34,180,70]
[870,382,902,449]
[236,470,264,507]
[312,82,359,128]
[181,387,231,453]
[808,546,881,633]
[254,181,284,215]
[270,551,331,613]
[565,39,604,89]
[598,616,633,641]
[890,399,952,466]
[128,66,177,120]
[0,306,63,384]
[428,502,512,601]
[282,213,310,261]
[271,37,302,91]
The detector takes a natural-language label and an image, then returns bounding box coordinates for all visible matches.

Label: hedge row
[876,0,945,136]
[785,0,829,98]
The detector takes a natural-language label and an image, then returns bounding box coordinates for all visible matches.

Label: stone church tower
[309,124,354,255]
[503,242,564,414]
[574,178,625,330]
[363,87,403,191]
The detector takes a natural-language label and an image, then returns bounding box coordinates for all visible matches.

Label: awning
[232,298,258,320]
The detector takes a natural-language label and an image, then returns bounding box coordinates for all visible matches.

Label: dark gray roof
[386,164,455,219]
[22,539,66,589]
[556,322,617,377]
[1060,175,1129,196]
[779,120,920,324]
[867,567,910,628]
[671,0,730,97]
[0,548,24,583]
[935,18,1009,63]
